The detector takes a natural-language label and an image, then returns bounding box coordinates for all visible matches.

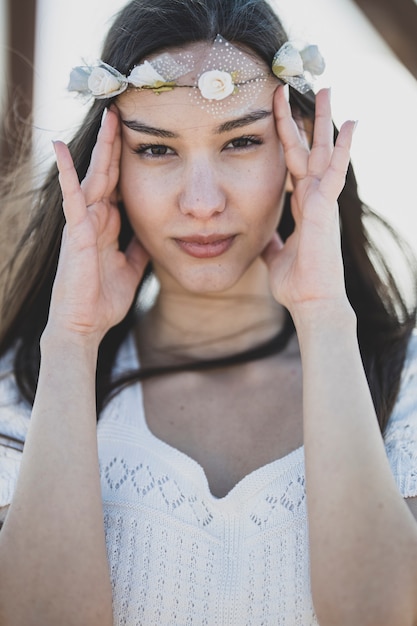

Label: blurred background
[1,0,416,251]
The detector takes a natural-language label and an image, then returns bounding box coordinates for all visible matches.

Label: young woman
[0,0,416,624]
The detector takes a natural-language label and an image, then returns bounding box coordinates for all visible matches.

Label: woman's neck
[137,259,287,364]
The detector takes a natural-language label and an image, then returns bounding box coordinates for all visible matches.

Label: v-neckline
[122,334,305,505]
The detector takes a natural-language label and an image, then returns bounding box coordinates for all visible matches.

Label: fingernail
[283,83,290,102]
[353,120,359,132]
[101,107,108,126]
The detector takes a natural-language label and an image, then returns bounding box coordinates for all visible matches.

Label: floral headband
[68,35,325,115]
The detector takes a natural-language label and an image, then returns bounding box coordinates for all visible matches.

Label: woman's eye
[134,144,174,157]
[226,136,263,150]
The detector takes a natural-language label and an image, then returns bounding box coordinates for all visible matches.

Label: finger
[107,107,122,195]
[261,231,284,268]
[273,86,310,180]
[308,88,333,178]
[54,140,88,227]
[81,108,121,204]
[319,120,356,199]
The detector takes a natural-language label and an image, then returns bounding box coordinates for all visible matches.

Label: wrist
[290,298,357,344]
[40,324,100,364]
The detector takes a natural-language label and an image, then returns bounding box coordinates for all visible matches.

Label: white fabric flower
[128,61,166,88]
[88,67,124,97]
[300,45,326,76]
[272,43,304,78]
[198,70,235,101]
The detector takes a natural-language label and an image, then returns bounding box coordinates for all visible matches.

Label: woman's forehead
[116,76,278,130]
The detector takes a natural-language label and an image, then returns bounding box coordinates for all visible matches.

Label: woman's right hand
[48,108,149,345]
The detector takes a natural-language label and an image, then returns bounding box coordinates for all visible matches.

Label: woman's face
[117,52,287,296]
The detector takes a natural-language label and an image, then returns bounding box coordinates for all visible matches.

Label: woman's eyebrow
[121,109,272,138]
[215,109,272,134]
[121,120,178,138]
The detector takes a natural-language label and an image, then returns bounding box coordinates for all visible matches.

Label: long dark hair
[0,0,416,434]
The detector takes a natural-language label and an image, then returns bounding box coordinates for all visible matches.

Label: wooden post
[351,0,417,80]
[1,0,37,164]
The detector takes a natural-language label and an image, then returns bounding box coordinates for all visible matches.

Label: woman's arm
[264,87,417,625]
[297,307,417,626]
[0,336,113,626]
[0,109,148,626]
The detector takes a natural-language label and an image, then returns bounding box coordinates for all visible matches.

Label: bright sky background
[32,0,417,252]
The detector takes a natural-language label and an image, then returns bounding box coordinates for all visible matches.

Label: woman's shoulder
[384,330,417,497]
[403,329,417,380]
[0,345,30,508]
[0,345,31,446]
[386,330,417,431]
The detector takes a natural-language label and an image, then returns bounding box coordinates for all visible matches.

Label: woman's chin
[155,256,268,298]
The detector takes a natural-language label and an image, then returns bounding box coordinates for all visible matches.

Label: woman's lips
[174,235,236,259]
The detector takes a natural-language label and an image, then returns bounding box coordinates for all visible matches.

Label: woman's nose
[179,159,226,219]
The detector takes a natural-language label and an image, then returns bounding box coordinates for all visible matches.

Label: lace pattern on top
[98,414,316,624]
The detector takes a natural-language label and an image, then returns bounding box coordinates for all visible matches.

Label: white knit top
[1,333,417,625]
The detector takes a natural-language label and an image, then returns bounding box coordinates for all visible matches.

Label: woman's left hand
[262,87,356,321]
